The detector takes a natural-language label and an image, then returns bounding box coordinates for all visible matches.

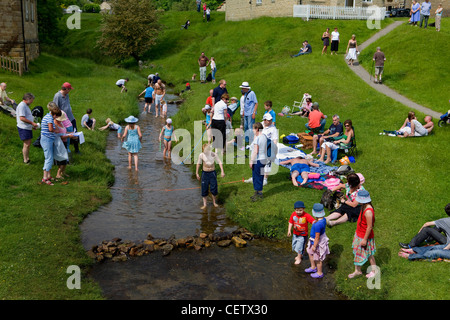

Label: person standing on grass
[372,47,386,84]
[210,57,217,84]
[198,52,210,84]
[240,81,258,143]
[419,0,432,28]
[249,122,266,202]
[410,0,421,26]
[330,27,340,55]
[435,4,443,32]
[321,28,330,55]
[348,190,377,279]
[53,82,79,154]
[16,93,38,164]
[212,80,228,106]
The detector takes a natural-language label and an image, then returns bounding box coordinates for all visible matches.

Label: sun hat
[166,118,172,124]
[294,201,305,209]
[312,203,325,218]
[56,111,68,122]
[124,115,138,123]
[356,173,365,184]
[239,81,251,89]
[323,177,340,189]
[262,113,273,121]
[356,190,371,204]
[230,96,238,101]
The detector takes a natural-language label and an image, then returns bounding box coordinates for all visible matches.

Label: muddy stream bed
[80,95,344,300]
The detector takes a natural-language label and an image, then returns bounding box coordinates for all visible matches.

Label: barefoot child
[139,84,154,114]
[121,116,142,171]
[305,203,330,278]
[161,100,168,118]
[202,105,213,144]
[99,118,122,138]
[159,118,177,158]
[196,143,225,209]
[287,201,315,265]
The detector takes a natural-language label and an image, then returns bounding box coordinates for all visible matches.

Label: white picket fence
[293,5,386,21]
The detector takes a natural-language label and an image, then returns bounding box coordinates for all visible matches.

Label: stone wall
[0,0,40,65]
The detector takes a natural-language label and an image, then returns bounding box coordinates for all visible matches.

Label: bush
[83,3,100,13]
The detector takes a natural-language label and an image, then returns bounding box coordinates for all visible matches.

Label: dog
[192,74,197,81]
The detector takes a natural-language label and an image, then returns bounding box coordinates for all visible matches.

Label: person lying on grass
[280,156,319,186]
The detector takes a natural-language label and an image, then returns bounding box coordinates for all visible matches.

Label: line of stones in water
[86,228,256,263]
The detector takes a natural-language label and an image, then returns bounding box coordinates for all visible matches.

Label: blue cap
[294,201,305,208]
[356,190,371,204]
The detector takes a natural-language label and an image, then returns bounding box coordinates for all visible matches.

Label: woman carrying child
[196,143,225,209]
[121,116,142,171]
[305,203,330,278]
[349,190,377,279]
[159,118,177,159]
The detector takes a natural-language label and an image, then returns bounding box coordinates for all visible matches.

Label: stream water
[80,95,344,301]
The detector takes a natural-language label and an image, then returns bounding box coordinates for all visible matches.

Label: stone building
[225,0,448,21]
[0,0,40,69]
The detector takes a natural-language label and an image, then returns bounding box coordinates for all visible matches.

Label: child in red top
[349,190,377,279]
[288,201,316,265]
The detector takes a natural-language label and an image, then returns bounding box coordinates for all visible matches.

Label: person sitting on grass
[399,203,450,250]
[310,114,343,156]
[81,108,96,130]
[317,119,353,164]
[398,112,434,137]
[325,173,365,227]
[291,40,312,57]
[280,156,320,186]
[305,102,327,133]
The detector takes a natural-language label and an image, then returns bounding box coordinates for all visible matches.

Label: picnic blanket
[275,143,338,189]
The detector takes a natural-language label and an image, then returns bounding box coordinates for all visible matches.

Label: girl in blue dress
[159,118,177,159]
[121,116,142,171]
[411,0,421,26]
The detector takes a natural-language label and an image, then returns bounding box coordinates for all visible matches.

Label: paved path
[347,20,441,119]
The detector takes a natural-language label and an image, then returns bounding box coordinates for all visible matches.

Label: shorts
[145,97,153,103]
[117,84,123,88]
[334,203,361,222]
[375,66,384,75]
[155,94,164,106]
[290,163,309,174]
[18,127,32,141]
[201,170,218,197]
[292,234,307,254]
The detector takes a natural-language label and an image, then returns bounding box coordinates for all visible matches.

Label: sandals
[41,179,54,186]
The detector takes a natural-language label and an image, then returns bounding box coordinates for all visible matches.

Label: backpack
[282,134,299,145]
[266,138,277,159]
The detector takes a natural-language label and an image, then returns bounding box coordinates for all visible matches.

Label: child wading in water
[196,143,225,209]
[159,118,177,159]
[121,116,142,171]
[349,190,377,279]
[305,203,330,278]
[287,201,315,265]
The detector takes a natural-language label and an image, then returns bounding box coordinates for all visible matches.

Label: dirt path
[348,20,441,119]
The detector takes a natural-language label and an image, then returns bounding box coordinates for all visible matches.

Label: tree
[97,0,160,62]
[37,0,67,45]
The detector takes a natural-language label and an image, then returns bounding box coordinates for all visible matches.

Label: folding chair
[291,93,311,114]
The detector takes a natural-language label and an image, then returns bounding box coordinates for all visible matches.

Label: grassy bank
[0,53,143,299]
[145,13,450,299]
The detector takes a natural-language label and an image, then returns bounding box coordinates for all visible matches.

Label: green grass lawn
[0,53,144,299]
[1,12,448,300]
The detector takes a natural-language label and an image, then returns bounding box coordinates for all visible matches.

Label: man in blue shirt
[291,40,312,57]
[240,81,258,143]
[419,0,432,28]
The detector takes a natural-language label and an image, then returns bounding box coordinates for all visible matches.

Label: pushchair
[438,110,449,127]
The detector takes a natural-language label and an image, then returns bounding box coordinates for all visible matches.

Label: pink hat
[323,177,340,189]
[357,173,365,184]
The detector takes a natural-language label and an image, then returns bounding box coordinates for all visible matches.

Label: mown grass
[0,53,144,299]
[1,12,448,300]
[145,12,450,299]
[359,18,450,113]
